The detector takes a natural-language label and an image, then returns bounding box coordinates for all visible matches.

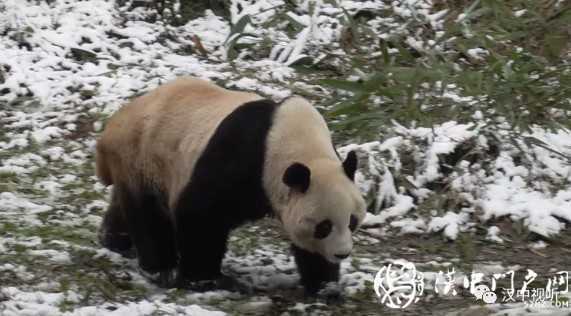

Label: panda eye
[349,214,358,232]
[314,219,332,239]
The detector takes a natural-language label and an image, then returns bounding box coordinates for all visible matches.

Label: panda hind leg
[116,183,179,287]
[99,187,134,258]
[291,244,342,301]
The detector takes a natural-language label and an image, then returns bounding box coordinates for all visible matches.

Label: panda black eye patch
[314,219,332,239]
[349,214,358,232]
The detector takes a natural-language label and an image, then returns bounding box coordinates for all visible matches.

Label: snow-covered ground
[1,0,570,315]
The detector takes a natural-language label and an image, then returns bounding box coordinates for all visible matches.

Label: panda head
[282,150,366,263]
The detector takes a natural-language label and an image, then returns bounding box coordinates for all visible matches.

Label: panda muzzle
[334,252,350,260]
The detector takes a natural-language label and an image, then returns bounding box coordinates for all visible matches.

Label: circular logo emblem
[374,262,424,309]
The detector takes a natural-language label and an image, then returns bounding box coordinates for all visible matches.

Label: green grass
[455,233,477,269]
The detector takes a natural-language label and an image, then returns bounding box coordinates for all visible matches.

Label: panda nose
[334,253,350,260]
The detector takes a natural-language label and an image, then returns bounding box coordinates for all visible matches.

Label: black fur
[115,184,178,274]
[283,162,311,193]
[291,244,340,295]
[342,150,358,180]
[100,97,345,294]
[99,189,133,257]
[174,99,278,283]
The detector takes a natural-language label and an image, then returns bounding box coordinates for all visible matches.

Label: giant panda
[95,77,366,295]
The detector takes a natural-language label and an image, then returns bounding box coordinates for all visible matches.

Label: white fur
[262,97,366,263]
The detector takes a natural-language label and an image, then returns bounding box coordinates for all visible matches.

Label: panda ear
[343,150,358,181]
[283,163,311,193]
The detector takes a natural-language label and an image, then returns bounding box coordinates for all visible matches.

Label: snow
[0,264,35,281]
[0,192,52,214]
[428,212,469,240]
[486,226,503,243]
[390,218,427,234]
[529,240,547,249]
[370,195,415,224]
[1,153,47,175]
[466,47,489,60]
[1,0,569,314]
[480,178,570,236]
[514,9,528,17]
[1,287,226,316]
[32,127,64,144]
[27,249,72,265]
[0,0,225,114]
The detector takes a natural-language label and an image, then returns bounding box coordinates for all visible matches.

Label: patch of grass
[456,233,476,268]
[28,165,51,182]
[64,271,148,304]
[11,224,96,247]
[163,288,187,303]
[12,243,28,254]
[229,227,262,257]
[0,171,20,191]
[350,258,361,270]
[75,188,105,203]
[19,185,50,198]
[57,297,76,313]
[3,242,149,306]
[350,280,375,301]
[0,221,16,234]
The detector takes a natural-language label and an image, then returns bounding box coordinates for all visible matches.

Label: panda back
[96,77,262,208]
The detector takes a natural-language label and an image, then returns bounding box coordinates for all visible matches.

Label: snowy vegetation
[0,0,570,315]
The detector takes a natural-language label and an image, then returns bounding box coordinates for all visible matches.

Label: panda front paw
[318,283,344,304]
[216,274,253,294]
[138,267,178,288]
[182,279,219,292]
[176,274,252,293]
[304,282,344,304]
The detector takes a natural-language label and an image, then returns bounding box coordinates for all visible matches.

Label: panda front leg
[115,184,178,287]
[291,244,341,298]
[175,209,233,291]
